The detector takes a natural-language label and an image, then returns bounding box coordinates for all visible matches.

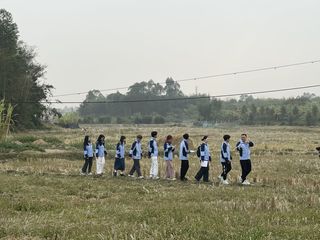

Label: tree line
[78,80,320,126]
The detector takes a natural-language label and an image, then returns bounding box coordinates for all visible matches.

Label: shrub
[57,112,80,129]
[153,115,166,124]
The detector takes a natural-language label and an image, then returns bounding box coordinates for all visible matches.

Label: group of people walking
[81,131,254,185]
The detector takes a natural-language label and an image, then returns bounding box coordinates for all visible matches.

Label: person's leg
[169,161,174,179]
[120,158,125,176]
[180,161,184,180]
[240,160,250,182]
[180,161,187,180]
[165,161,170,178]
[221,163,227,180]
[245,160,252,179]
[96,157,101,175]
[82,158,89,173]
[153,156,158,178]
[195,167,204,181]
[185,160,189,178]
[135,159,142,177]
[101,157,105,174]
[225,163,232,179]
[129,159,136,175]
[88,157,93,173]
[150,157,154,178]
[203,166,209,182]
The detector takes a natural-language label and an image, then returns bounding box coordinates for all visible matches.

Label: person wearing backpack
[128,135,144,179]
[148,131,159,180]
[195,136,211,182]
[179,133,190,181]
[236,133,254,185]
[218,135,232,185]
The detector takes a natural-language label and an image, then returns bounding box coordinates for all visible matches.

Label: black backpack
[196,145,201,158]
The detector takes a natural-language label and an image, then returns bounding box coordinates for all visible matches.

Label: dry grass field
[0,124,320,239]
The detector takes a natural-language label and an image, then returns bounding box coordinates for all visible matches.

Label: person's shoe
[138,176,144,179]
[242,180,251,185]
[128,174,134,178]
[171,178,176,181]
[222,180,229,185]
[87,172,93,176]
[194,177,200,182]
[120,173,125,177]
[113,171,117,177]
[238,176,243,183]
[218,175,223,181]
[153,176,160,180]
[80,172,86,176]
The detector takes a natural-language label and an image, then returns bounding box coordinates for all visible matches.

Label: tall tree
[0,9,52,128]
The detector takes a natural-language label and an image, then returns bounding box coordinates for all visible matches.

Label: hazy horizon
[1,0,320,106]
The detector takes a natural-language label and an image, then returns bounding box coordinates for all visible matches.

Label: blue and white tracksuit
[164,142,174,161]
[236,140,254,182]
[114,142,126,171]
[84,143,94,158]
[195,142,211,182]
[179,140,189,161]
[96,142,107,174]
[220,141,232,180]
[149,138,158,177]
[129,140,142,160]
[128,140,143,177]
[179,139,190,180]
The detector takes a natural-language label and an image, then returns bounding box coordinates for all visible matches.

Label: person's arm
[236,142,243,157]
[95,144,99,158]
[84,145,88,158]
[129,142,136,157]
[164,143,169,153]
[104,143,107,156]
[200,144,205,161]
[221,143,228,161]
[116,143,120,158]
[150,140,155,154]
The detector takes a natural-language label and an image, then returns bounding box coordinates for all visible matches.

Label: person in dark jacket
[128,135,144,179]
[81,135,94,175]
[164,135,176,180]
[113,136,126,177]
[179,133,190,181]
[195,136,211,182]
[219,135,232,185]
[236,133,254,185]
[95,134,107,176]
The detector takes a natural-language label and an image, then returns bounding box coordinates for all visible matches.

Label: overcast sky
[1,0,320,104]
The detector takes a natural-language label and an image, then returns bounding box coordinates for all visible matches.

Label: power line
[17,84,320,104]
[51,59,320,98]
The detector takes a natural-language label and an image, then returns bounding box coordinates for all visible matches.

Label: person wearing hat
[148,131,159,179]
[113,136,126,177]
[219,134,232,185]
[179,133,190,181]
[236,133,254,185]
[195,136,211,182]
[128,135,144,179]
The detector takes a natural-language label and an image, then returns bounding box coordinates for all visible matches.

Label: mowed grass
[0,125,320,239]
